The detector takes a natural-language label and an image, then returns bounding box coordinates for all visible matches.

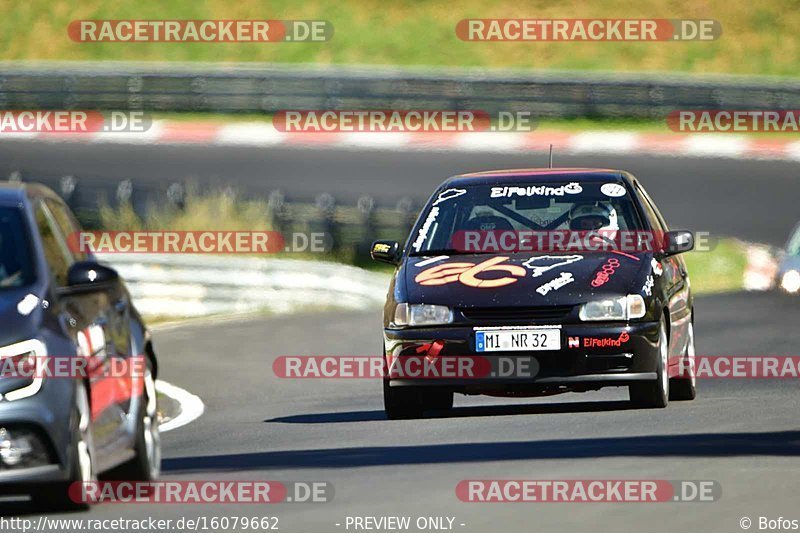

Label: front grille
[460,306,573,323]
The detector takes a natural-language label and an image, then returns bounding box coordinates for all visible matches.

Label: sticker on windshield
[490,182,582,198]
[600,183,626,197]
[411,206,440,251]
[523,255,583,277]
[433,188,467,206]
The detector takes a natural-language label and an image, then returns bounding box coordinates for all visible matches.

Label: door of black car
[633,182,692,361]
[35,199,132,451]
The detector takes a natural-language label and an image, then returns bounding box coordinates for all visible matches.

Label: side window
[635,182,670,231]
[34,203,72,287]
[44,199,88,261]
[634,183,665,232]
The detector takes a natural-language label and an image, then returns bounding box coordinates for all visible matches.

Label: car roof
[0,181,62,206]
[443,168,628,187]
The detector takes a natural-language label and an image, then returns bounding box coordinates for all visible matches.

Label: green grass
[3,0,800,76]
[98,186,273,232]
[96,187,385,265]
[156,391,178,424]
[683,239,747,294]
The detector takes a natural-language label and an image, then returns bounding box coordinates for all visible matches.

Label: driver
[568,202,619,235]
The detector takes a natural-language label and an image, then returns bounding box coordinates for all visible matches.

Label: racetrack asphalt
[4,291,799,532]
[0,141,798,531]
[0,141,798,245]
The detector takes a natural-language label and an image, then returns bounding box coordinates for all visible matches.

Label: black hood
[404,251,653,308]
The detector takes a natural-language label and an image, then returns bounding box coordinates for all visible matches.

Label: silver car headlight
[392,303,453,327]
[579,295,646,321]
[0,339,47,402]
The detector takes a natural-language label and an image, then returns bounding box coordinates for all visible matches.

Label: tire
[383,380,425,420]
[670,321,697,401]
[107,361,161,481]
[424,389,454,411]
[31,383,95,511]
[629,317,669,408]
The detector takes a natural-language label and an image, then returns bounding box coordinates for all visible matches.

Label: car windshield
[787,225,800,255]
[409,179,644,255]
[0,206,35,288]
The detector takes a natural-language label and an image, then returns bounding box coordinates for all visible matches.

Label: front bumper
[0,378,75,488]
[384,321,660,392]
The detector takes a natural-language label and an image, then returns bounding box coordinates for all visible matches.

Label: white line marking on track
[156,380,205,433]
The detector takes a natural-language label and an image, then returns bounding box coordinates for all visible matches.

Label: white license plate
[475,328,561,352]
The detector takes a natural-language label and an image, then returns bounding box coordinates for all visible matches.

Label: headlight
[781,270,800,294]
[579,294,646,321]
[0,339,47,402]
[392,303,453,327]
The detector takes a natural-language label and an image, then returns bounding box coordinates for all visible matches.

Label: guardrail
[1,61,800,118]
[7,170,417,264]
[99,253,391,318]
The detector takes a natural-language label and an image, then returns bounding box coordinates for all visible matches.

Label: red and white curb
[156,380,205,433]
[6,121,800,161]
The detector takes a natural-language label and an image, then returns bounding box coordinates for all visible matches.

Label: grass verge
[683,239,748,294]
[156,391,179,426]
[5,0,800,76]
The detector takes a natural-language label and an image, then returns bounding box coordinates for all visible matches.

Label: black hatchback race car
[372,168,696,419]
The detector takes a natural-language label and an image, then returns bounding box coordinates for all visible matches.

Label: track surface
[5,292,800,532]
[0,142,798,532]
[0,141,798,245]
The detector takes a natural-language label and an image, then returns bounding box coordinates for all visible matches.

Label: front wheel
[425,389,453,411]
[31,384,95,510]
[670,321,697,401]
[383,380,425,420]
[629,318,669,408]
[108,362,161,480]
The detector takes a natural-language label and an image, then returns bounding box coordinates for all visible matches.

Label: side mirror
[662,230,694,256]
[370,240,401,265]
[62,261,120,294]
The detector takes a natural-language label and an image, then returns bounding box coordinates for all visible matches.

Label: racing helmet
[568,202,619,233]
